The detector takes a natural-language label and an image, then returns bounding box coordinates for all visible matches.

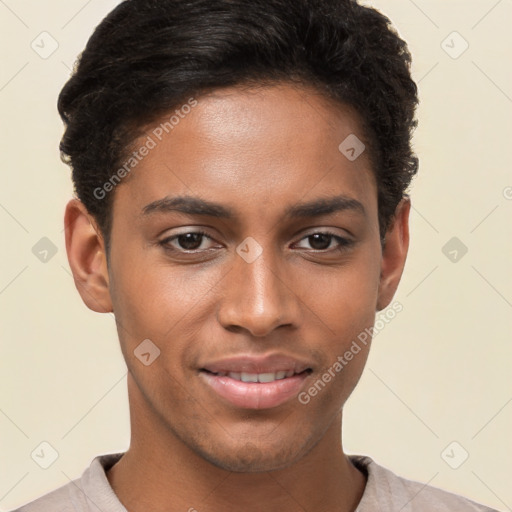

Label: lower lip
[199,371,310,409]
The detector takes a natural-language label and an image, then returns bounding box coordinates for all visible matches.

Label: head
[62,0,418,472]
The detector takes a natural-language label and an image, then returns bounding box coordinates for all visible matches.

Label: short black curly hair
[58,0,419,253]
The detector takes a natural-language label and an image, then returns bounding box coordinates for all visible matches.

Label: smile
[199,368,312,409]
[207,370,298,382]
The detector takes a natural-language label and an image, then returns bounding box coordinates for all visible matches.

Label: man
[13,0,498,510]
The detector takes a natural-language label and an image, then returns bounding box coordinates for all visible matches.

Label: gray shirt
[11,452,498,511]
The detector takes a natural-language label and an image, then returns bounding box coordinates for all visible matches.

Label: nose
[217,248,301,337]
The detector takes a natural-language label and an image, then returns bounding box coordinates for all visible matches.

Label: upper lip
[200,353,313,374]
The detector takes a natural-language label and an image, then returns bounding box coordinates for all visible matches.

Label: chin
[194,437,308,473]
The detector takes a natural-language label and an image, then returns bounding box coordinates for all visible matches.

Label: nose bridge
[218,244,299,336]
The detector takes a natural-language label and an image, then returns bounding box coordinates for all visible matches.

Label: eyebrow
[285,195,365,218]
[141,194,365,219]
[141,196,233,218]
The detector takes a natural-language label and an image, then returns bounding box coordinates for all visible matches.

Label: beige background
[1,0,511,510]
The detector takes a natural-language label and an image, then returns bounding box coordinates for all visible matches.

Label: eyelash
[160,230,214,252]
[294,231,353,251]
[159,230,353,253]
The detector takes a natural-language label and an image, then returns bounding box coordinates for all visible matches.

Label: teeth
[258,372,276,383]
[241,372,259,382]
[224,371,295,383]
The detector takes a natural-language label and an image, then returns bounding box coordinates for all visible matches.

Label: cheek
[297,339,371,420]
[110,251,217,333]
[299,247,379,398]
[305,249,381,332]
[108,250,227,381]
[109,261,211,407]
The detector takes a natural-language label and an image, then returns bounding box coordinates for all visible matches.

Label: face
[66,83,409,473]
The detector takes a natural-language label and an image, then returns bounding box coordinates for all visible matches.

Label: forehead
[114,82,377,220]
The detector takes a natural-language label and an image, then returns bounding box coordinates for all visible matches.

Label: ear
[376,197,410,311]
[64,199,113,313]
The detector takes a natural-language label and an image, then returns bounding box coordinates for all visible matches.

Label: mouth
[202,368,309,382]
[199,368,313,409]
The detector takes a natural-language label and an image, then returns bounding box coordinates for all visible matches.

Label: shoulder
[350,455,499,512]
[9,479,86,512]
[9,453,125,512]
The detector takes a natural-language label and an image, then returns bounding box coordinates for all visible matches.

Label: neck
[106,376,366,512]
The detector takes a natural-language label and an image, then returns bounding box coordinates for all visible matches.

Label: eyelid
[157,227,353,253]
[291,229,354,250]
[160,228,212,241]
[159,229,221,252]
[293,226,352,240]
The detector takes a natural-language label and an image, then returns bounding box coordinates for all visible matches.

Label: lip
[199,370,311,409]
[198,353,313,410]
[200,353,312,374]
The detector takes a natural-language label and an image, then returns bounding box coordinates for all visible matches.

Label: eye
[293,232,353,251]
[160,231,218,252]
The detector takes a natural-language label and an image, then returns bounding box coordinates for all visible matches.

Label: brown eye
[176,233,204,250]
[307,233,333,250]
[160,230,217,252]
[294,231,353,252]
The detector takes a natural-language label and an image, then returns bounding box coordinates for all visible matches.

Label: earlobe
[64,199,113,313]
[376,197,410,311]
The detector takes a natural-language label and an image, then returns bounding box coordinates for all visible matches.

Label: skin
[65,82,410,512]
